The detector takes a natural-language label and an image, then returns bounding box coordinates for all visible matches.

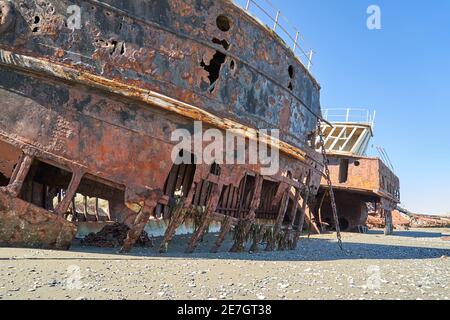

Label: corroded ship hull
[0,0,324,252]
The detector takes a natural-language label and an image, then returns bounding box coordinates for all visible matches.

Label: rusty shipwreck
[315,109,401,235]
[0,0,329,253]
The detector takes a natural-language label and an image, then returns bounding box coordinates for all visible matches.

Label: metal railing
[322,108,377,127]
[236,0,315,71]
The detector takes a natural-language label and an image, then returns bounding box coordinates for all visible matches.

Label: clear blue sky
[235,0,450,215]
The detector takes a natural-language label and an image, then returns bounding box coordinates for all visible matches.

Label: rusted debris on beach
[0,189,77,250]
[367,208,450,231]
[81,223,153,248]
[410,215,450,229]
[367,209,411,230]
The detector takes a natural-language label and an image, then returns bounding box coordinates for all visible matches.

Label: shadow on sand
[368,229,447,239]
[2,230,449,263]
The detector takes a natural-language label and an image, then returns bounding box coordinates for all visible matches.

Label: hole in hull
[339,159,349,183]
[200,39,230,93]
[288,66,294,90]
[201,51,227,93]
[0,173,9,186]
[256,180,280,220]
[230,60,235,70]
[212,38,230,50]
[288,65,294,78]
[19,159,72,211]
[69,176,124,223]
[216,15,231,32]
[217,174,256,218]
[156,150,197,219]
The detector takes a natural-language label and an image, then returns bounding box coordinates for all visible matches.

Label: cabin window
[19,159,72,210]
[339,159,349,183]
[217,173,256,219]
[69,194,110,222]
[164,150,197,198]
[256,179,280,220]
[68,176,124,222]
[156,150,197,219]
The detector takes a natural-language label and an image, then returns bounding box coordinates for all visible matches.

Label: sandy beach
[0,228,449,300]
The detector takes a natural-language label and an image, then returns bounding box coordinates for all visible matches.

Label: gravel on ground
[0,228,449,300]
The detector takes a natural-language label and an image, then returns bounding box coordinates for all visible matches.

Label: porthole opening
[216,15,231,32]
[288,65,294,79]
[354,160,361,167]
[288,66,295,91]
[339,158,349,183]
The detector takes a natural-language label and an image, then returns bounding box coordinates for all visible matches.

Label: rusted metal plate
[0,140,22,182]
[318,154,401,233]
[321,155,400,201]
[0,189,77,249]
[319,189,375,232]
[0,0,321,151]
